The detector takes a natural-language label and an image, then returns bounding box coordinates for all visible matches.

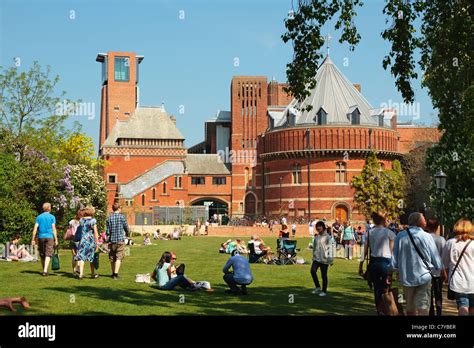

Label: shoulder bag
[447,240,472,300]
[406,228,434,277]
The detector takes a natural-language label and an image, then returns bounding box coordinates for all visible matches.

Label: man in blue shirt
[223,250,253,295]
[31,203,58,276]
[392,212,442,316]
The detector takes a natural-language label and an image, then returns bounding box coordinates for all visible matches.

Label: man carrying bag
[392,213,442,316]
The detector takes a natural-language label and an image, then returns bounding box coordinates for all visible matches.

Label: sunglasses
[171,257,177,260]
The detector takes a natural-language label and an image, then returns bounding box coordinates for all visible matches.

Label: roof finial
[323,33,332,56]
[161,99,166,112]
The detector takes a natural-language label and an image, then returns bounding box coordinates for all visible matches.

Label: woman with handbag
[359,211,397,315]
[74,206,99,279]
[442,218,474,316]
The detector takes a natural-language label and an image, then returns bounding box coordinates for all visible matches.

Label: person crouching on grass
[222,250,253,295]
[31,202,58,276]
[310,221,334,297]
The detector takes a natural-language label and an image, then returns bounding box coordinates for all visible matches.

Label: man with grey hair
[392,212,442,315]
[31,203,58,276]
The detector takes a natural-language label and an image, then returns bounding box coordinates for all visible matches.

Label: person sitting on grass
[143,233,152,246]
[223,250,253,295]
[170,227,181,240]
[248,235,274,263]
[8,235,35,262]
[152,251,196,291]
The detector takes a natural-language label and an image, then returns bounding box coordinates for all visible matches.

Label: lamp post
[279,176,283,214]
[261,134,266,218]
[374,175,380,213]
[435,170,447,238]
[305,128,311,222]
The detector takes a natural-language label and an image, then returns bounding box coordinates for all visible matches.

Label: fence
[135,206,209,225]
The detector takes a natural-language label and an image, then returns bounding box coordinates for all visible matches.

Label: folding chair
[247,242,264,264]
[277,239,299,265]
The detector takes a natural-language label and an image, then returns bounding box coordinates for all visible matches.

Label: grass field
[0,236,378,316]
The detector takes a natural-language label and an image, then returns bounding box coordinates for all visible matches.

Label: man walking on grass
[392,212,442,316]
[106,203,129,280]
[31,203,58,276]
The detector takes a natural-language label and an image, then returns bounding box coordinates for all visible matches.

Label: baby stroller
[277,239,299,265]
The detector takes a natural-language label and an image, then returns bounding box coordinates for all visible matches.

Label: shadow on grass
[42,283,374,316]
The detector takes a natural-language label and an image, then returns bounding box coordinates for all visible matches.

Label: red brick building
[97,51,439,224]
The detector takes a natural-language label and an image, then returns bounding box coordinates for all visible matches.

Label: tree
[0,154,36,243]
[0,62,109,243]
[402,144,432,213]
[351,152,405,221]
[0,61,70,161]
[283,0,473,228]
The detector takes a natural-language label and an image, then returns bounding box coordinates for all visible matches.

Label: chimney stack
[353,84,361,93]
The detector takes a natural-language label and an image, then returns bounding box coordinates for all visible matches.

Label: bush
[0,198,36,244]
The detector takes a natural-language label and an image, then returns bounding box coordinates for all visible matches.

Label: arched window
[336,162,347,183]
[292,163,302,184]
[163,182,167,194]
[141,194,145,206]
[152,188,156,200]
[244,167,249,187]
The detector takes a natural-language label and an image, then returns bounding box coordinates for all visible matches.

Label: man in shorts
[31,203,58,276]
[106,203,129,280]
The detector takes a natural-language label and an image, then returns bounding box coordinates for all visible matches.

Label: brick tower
[96,52,144,151]
[230,77,268,217]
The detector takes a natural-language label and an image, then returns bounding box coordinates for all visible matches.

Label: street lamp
[279,176,283,214]
[305,128,311,222]
[435,170,447,238]
[374,175,380,212]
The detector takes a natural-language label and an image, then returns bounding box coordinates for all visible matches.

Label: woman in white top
[69,209,83,274]
[310,221,334,297]
[359,211,397,315]
[442,218,474,316]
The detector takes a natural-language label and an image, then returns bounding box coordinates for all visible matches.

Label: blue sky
[0,0,437,150]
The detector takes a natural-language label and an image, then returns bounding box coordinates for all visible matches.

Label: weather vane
[324,34,332,56]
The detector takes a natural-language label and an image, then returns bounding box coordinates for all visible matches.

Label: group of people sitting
[150,249,253,295]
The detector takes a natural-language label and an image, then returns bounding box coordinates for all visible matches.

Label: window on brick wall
[212,177,226,185]
[336,162,347,183]
[163,182,167,194]
[292,164,302,184]
[114,57,130,82]
[152,188,156,200]
[108,174,117,183]
[174,176,182,188]
[379,162,385,172]
[191,177,205,185]
[141,194,145,206]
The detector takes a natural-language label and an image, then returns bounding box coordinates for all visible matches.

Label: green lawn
[0,237,376,316]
